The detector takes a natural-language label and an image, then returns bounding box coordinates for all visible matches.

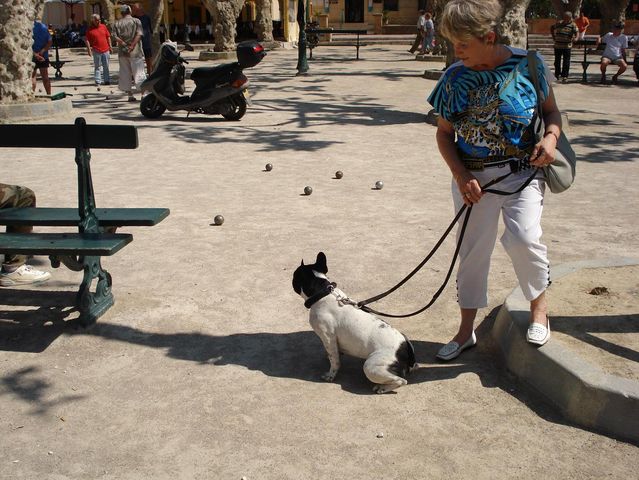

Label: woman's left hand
[529,134,558,168]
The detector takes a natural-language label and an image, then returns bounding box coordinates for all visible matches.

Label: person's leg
[500,177,550,328]
[612,59,627,83]
[118,55,133,93]
[93,51,102,84]
[449,173,504,344]
[562,48,571,80]
[554,49,562,79]
[1,184,34,270]
[31,66,38,91]
[101,52,110,84]
[40,67,51,95]
[600,57,611,82]
[409,30,421,53]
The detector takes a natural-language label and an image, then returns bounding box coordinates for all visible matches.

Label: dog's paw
[321,371,337,382]
[373,382,404,394]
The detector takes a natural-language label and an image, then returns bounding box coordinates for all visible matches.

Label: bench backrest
[0,117,137,149]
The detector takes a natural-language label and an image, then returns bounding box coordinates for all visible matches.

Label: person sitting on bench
[0,183,51,287]
[598,22,629,85]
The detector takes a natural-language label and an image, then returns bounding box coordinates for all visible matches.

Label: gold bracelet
[544,131,560,142]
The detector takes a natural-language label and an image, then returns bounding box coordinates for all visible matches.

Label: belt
[462,155,532,172]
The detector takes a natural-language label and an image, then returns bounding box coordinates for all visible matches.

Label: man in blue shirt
[32,20,52,95]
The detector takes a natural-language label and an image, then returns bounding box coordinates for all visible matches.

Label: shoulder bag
[527,51,577,193]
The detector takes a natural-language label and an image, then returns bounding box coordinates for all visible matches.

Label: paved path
[1,45,638,479]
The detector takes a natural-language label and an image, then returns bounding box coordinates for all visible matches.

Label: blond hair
[439,0,504,42]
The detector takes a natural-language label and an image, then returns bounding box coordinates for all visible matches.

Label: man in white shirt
[597,22,629,84]
[408,10,426,54]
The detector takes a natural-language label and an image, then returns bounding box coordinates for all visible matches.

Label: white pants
[117,54,146,93]
[453,167,550,308]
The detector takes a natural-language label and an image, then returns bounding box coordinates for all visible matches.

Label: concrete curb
[492,257,639,444]
[0,97,73,124]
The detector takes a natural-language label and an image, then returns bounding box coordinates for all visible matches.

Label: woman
[427,0,562,360]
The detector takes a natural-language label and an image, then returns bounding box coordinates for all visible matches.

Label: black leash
[357,168,539,318]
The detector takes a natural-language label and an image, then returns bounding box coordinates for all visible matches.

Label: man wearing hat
[597,22,629,85]
[113,4,145,101]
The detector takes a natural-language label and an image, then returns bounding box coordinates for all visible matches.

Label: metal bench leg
[77,255,114,326]
[356,34,360,60]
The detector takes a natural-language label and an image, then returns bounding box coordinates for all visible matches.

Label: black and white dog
[292,252,416,393]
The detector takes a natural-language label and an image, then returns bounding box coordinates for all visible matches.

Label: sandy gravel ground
[1,45,638,479]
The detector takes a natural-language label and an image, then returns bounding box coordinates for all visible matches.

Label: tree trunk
[598,0,629,35]
[255,0,274,42]
[0,0,42,104]
[550,0,583,17]
[148,0,165,53]
[203,0,246,52]
[100,0,116,28]
[499,0,531,49]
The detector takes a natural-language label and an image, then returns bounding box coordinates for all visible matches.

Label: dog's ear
[315,252,328,273]
[300,259,304,266]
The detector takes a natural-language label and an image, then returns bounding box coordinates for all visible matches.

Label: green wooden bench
[305,28,368,60]
[0,117,170,326]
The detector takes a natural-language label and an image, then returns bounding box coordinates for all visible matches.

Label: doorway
[345,0,364,23]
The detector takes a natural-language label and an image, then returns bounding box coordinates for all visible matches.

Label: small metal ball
[375,181,384,190]
[304,186,313,195]
[97,87,101,92]
[213,215,224,225]
[265,163,273,171]
[335,171,343,179]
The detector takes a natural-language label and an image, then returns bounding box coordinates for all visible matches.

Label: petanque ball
[304,186,313,195]
[335,171,343,179]
[265,163,273,171]
[375,181,384,190]
[97,87,101,92]
[213,215,225,226]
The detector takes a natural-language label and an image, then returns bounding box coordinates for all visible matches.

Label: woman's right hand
[455,170,483,206]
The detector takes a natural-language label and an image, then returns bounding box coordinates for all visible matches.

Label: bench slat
[0,124,138,149]
[0,233,132,256]
[0,207,170,227]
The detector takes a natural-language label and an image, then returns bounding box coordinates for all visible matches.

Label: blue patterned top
[427,48,550,159]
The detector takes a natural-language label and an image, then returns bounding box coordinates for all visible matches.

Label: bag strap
[527,50,544,116]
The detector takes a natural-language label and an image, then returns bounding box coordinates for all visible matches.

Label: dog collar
[304,282,337,309]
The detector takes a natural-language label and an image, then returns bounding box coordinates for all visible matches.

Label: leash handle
[358,168,539,318]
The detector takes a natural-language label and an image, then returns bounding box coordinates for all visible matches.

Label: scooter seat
[190,63,237,83]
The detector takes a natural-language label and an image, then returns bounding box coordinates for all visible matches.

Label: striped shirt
[551,21,578,49]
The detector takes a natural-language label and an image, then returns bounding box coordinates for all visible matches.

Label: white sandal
[526,319,550,346]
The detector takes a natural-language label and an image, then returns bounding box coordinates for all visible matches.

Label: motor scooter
[139,40,266,120]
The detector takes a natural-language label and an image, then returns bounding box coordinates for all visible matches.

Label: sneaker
[611,75,619,85]
[127,95,137,102]
[600,75,607,84]
[0,264,51,287]
[561,77,568,84]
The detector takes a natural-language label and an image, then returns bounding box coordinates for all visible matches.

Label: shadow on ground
[551,313,639,364]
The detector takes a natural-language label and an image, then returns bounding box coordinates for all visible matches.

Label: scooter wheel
[140,94,166,119]
[221,93,247,121]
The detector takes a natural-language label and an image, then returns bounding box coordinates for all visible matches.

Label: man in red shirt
[85,14,112,85]
[574,11,590,42]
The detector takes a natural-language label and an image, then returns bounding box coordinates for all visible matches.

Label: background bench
[0,118,169,326]
[305,28,368,60]
[574,39,636,83]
